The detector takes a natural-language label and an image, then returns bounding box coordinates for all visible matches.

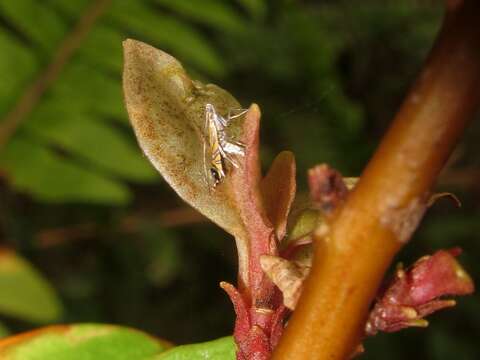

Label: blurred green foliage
[0,0,478,359]
[0,251,62,324]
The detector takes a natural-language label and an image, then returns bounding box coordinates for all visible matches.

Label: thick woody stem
[273,1,480,359]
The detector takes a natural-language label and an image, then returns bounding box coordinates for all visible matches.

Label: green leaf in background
[51,61,128,122]
[154,0,247,34]
[108,0,226,77]
[0,0,67,54]
[0,137,130,204]
[78,24,124,73]
[24,102,157,183]
[0,250,62,323]
[154,336,235,360]
[0,324,170,360]
[0,29,38,116]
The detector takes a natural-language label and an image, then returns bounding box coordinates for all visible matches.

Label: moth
[203,103,247,188]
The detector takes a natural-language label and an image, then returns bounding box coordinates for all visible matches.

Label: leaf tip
[249,103,261,117]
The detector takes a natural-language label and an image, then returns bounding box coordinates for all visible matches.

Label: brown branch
[439,168,480,189]
[35,207,206,248]
[273,1,480,359]
[0,0,111,149]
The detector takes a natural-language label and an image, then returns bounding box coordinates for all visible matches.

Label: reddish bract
[366,248,474,335]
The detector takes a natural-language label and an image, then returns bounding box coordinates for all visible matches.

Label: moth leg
[228,138,245,148]
[223,153,240,169]
[227,108,248,122]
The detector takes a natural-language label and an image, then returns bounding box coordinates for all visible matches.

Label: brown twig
[35,207,206,248]
[439,168,480,189]
[273,1,480,359]
[0,0,111,149]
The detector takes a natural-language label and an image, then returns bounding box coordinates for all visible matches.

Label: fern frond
[154,0,248,34]
[0,0,236,204]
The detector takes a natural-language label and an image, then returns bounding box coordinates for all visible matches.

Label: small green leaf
[0,137,130,204]
[286,208,320,244]
[0,250,62,323]
[154,336,235,360]
[0,324,170,359]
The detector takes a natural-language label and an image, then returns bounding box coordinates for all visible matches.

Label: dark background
[0,0,478,358]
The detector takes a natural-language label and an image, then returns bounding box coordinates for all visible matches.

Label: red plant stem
[273,1,480,359]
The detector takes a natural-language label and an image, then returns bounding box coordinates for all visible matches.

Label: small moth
[203,103,246,188]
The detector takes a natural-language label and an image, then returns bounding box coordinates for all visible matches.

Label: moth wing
[223,141,245,157]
